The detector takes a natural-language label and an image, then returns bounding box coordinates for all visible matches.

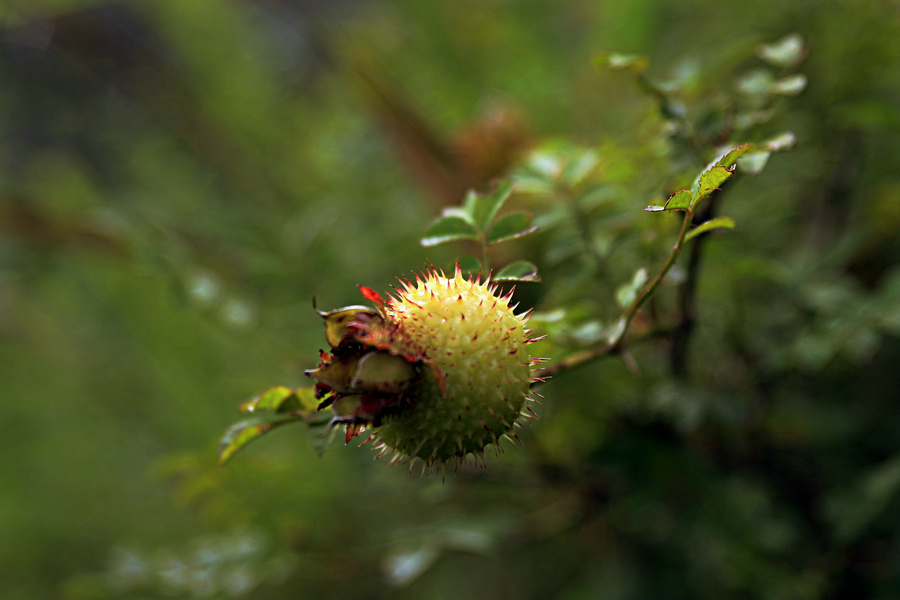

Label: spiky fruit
[306,265,541,472]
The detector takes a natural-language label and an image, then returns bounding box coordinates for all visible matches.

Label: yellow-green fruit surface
[374,271,532,466]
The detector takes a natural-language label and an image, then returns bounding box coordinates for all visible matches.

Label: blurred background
[2,1,900,598]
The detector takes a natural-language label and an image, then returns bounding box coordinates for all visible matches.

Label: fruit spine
[307,265,543,472]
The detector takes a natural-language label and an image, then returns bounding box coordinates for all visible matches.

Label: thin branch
[670,198,714,377]
[561,185,606,274]
[617,209,694,339]
[534,208,694,381]
[532,325,674,382]
[481,235,492,273]
[670,179,734,377]
[670,226,703,377]
[534,341,617,381]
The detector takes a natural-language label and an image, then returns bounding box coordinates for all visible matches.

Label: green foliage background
[2,1,900,598]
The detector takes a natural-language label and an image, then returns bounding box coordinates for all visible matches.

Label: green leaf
[645,189,693,212]
[757,33,804,68]
[735,109,776,130]
[692,166,734,208]
[772,74,807,96]
[562,149,599,188]
[644,189,693,212]
[526,151,564,181]
[293,387,320,412]
[487,212,538,244]
[736,133,795,175]
[440,206,474,224]
[665,189,694,211]
[383,544,442,587]
[595,52,648,74]
[421,215,479,247]
[470,181,515,232]
[763,131,797,152]
[684,216,736,242]
[605,317,627,345]
[218,415,305,466]
[511,172,555,195]
[221,386,331,465]
[460,190,479,220]
[738,151,771,174]
[527,308,568,335]
[715,143,752,168]
[615,268,648,309]
[494,260,541,282]
[240,386,298,413]
[737,69,775,96]
[566,320,605,345]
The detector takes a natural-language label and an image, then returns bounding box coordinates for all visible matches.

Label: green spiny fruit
[307,265,543,473]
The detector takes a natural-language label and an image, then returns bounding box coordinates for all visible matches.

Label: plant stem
[561,186,604,271]
[616,208,693,342]
[670,197,714,377]
[670,181,732,377]
[533,325,674,381]
[481,236,492,273]
[533,209,694,381]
